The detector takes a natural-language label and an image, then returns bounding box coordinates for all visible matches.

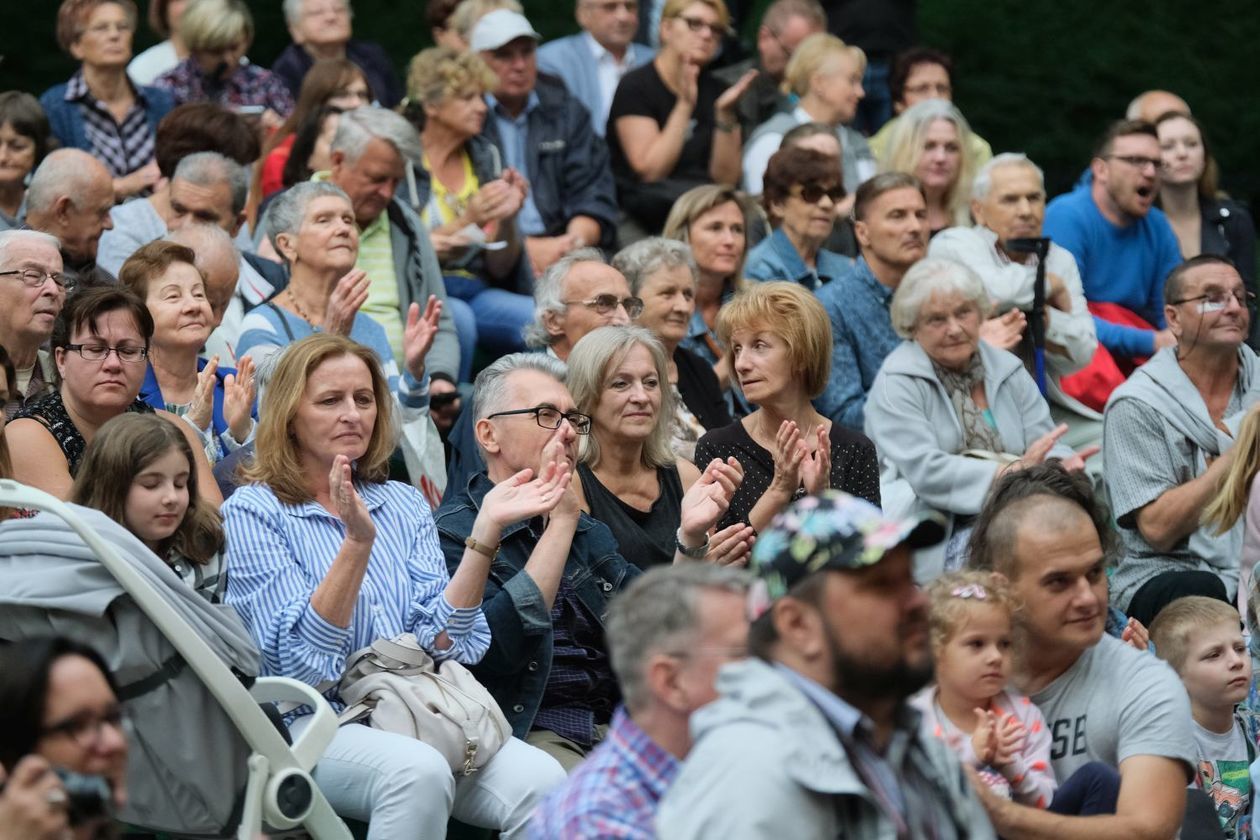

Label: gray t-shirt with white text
[1030,635,1195,780]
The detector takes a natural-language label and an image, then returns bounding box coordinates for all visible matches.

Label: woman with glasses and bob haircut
[566,325,750,570]
[695,281,879,534]
[606,0,758,231]
[221,332,566,838]
[6,286,220,505]
[0,637,130,838]
[744,146,854,289]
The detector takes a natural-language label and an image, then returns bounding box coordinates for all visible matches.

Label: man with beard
[657,491,995,838]
[1044,120,1183,370]
[1103,255,1260,624]
[968,465,1198,837]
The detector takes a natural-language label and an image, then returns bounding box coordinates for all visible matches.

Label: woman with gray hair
[566,325,751,570]
[864,258,1092,577]
[236,181,441,407]
[613,237,730,458]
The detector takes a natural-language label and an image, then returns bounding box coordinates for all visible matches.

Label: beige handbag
[337,635,512,776]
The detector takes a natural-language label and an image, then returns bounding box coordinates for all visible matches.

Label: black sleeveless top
[14,390,155,476]
[578,463,683,571]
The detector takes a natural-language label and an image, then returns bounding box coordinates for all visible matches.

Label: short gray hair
[166,223,238,273]
[523,247,606,348]
[24,149,110,214]
[971,152,1044,203]
[283,0,353,27]
[611,237,697,297]
[0,229,62,267]
[472,352,568,421]
[607,564,750,712]
[566,326,676,469]
[331,106,423,165]
[265,181,353,262]
[173,151,250,216]
[890,258,991,338]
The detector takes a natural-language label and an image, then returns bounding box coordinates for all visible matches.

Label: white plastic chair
[0,480,352,840]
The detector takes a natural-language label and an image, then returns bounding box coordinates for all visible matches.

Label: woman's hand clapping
[403,295,443,383]
[679,457,744,549]
[331,454,376,545]
[799,424,832,496]
[324,269,370,336]
[223,355,256,443]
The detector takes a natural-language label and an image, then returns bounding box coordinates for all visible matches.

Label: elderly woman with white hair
[153,0,294,129]
[864,258,1093,578]
[877,99,978,236]
[613,237,731,459]
[236,181,440,408]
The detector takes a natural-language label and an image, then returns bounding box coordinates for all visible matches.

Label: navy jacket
[478,75,618,249]
[435,472,640,738]
[270,40,402,109]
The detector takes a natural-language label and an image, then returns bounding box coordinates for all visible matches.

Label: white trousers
[290,718,566,840]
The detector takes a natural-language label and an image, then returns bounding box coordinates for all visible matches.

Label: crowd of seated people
[4,0,1260,836]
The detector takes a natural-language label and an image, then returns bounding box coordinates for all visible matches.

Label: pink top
[910,686,1057,808]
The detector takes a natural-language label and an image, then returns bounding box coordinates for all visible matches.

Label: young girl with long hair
[1203,408,1260,642]
[69,412,225,602]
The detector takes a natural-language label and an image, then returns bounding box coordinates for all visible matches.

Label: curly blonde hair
[405,46,498,110]
[925,570,1017,653]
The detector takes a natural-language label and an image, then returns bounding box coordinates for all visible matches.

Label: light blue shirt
[487,91,546,236]
[222,481,490,709]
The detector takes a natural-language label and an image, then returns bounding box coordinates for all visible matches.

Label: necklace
[284,289,318,326]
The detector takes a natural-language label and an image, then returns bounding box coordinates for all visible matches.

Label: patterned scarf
[932,352,1005,454]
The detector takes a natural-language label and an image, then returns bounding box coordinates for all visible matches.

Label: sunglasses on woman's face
[791,183,845,204]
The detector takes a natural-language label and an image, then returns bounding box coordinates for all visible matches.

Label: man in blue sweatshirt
[1044,120,1182,366]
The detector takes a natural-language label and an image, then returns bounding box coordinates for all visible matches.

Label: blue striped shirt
[236,303,428,410]
[222,480,489,708]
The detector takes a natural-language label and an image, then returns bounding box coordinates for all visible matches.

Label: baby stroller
[0,479,352,839]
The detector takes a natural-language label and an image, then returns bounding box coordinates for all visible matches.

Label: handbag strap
[370,636,437,668]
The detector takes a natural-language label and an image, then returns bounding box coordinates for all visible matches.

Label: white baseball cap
[470,9,541,53]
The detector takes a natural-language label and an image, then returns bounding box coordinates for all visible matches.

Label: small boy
[1151,596,1260,840]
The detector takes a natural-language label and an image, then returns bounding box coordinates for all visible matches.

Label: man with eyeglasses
[1044,120,1184,374]
[472,10,620,275]
[1103,254,1260,626]
[0,230,67,420]
[530,564,749,836]
[446,248,636,493]
[436,353,646,772]
[868,47,993,168]
[713,0,825,137]
[538,0,656,138]
[23,149,117,289]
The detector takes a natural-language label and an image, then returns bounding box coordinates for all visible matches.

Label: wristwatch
[675,529,709,559]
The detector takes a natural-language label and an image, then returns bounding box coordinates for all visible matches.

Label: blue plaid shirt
[529,705,678,839]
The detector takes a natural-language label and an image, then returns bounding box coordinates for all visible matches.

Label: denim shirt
[744,227,855,290]
[814,256,902,431]
[434,471,641,738]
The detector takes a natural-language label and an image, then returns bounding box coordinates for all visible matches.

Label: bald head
[1126,90,1190,124]
[24,150,116,264]
[167,224,239,325]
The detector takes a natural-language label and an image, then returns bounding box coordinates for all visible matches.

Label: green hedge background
[4,1,1258,209]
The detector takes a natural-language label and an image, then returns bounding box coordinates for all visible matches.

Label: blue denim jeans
[443,274,534,382]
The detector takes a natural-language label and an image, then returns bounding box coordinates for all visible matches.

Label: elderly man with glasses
[435,352,644,773]
[0,230,70,420]
[1102,254,1260,626]
[1044,120,1184,373]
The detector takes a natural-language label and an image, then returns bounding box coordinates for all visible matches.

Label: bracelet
[675,528,710,559]
[715,119,738,134]
[464,535,498,559]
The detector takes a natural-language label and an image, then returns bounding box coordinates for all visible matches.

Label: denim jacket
[744,228,855,290]
[435,471,641,738]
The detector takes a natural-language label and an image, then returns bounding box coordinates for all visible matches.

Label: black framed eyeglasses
[40,705,130,748]
[1106,154,1163,172]
[563,294,644,319]
[63,343,149,363]
[791,183,846,205]
[0,268,74,290]
[1170,289,1256,313]
[486,406,593,435]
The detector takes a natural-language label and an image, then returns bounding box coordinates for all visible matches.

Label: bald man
[166,223,248,363]
[1126,90,1190,124]
[23,149,117,287]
